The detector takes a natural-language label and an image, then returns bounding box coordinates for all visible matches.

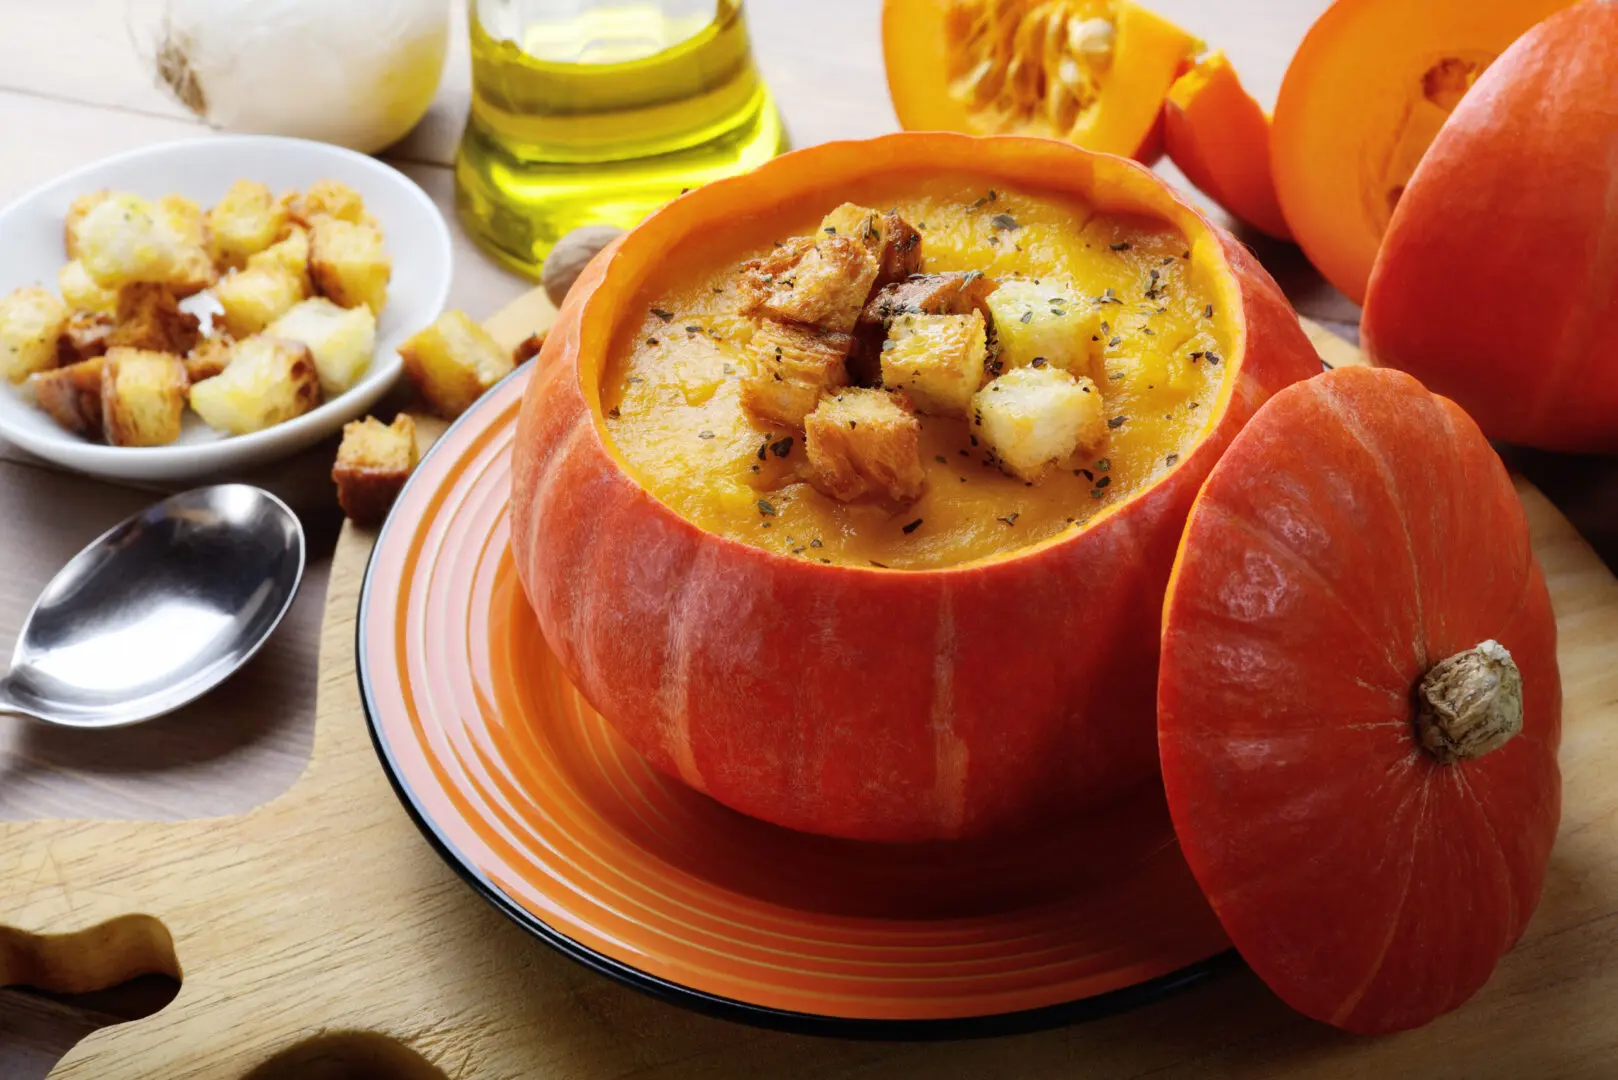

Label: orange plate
[358,366,1233,1036]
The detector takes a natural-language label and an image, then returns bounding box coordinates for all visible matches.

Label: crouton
[398,310,512,418]
[983,279,1101,379]
[101,347,187,447]
[215,264,309,339]
[107,283,202,355]
[57,311,115,365]
[738,319,853,428]
[59,260,119,315]
[333,414,418,526]
[183,335,235,384]
[818,203,923,288]
[156,194,218,297]
[266,297,376,396]
[860,271,998,327]
[513,331,546,365]
[207,180,288,270]
[972,365,1107,481]
[282,180,374,228]
[64,189,110,259]
[308,216,390,314]
[189,336,321,435]
[741,234,878,334]
[246,226,311,286]
[30,355,106,438]
[0,286,71,383]
[804,388,926,503]
[880,310,988,418]
[74,193,188,290]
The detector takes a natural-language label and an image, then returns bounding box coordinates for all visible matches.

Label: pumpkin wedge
[1159,366,1561,1034]
[1163,52,1290,241]
[1363,0,1618,452]
[1271,0,1575,304]
[510,132,1320,842]
[882,0,1201,160]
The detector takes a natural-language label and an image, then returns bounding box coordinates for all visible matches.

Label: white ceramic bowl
[0,135,452,483]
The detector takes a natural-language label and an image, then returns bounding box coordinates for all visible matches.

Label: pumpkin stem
[1414,640,1523,764]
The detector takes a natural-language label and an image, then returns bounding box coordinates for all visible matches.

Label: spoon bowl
[0,485,305,729]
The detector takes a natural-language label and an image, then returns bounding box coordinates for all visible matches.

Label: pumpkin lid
[1157,365,1562,1034]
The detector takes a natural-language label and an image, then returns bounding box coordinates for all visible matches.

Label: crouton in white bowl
[0,135,451,483]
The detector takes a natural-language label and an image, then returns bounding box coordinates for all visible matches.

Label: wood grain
[0,291,1615,1078]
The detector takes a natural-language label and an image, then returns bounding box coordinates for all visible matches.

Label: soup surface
[601,176,1229,570]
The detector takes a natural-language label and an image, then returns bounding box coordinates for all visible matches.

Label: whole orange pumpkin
[1363,0,1618,451]
[509,133,1320,842]
[1159,366,1561,1033]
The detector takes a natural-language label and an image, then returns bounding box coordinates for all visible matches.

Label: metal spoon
[0,485,304,730]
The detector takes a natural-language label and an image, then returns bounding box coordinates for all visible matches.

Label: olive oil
[457,0,786,276]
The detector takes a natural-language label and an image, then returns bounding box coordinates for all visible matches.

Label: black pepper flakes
[769,436,794,458]
[997,512,1020,526]
[990,212,1020,230]
[757,499,776,516]
[646,337,659,346]
[1108,336,1123,348]
[651,307,673,321]
[698,430,715,440]
[607,407,620,419]
[1095,475,1112,489]
[1165,452,1179,465]
[902,518,923,534]
[1031,356,1048,368]
[1109,241,1131,251]
[811,538,823,548]
[1020,310,1034,324]
[1096,458,1111,471]
[1204,304,1214,318]
[935,455,947,464]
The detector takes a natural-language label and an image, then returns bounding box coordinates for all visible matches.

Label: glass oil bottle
[457,0,787,276]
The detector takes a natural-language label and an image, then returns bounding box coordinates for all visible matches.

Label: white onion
[147,0,450,154]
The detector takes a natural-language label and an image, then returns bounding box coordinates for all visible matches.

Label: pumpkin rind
[1363,0,1618,452]
[1158,366,1562,1033]
[1163,52,1290,241]
[510,133,1320,842]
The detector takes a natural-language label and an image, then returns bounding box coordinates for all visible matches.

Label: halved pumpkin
[1271,0,1575,304]
[1159,366,1561,1033]
[1163,52,1290,241]
[510,133,1320,842]
[883,0,1201,161]
[1363,0,1618,452]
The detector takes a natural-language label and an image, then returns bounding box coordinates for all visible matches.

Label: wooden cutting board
[5,297,1618,1079]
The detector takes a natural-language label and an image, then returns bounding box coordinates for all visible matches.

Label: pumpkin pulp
[882,0,1200,159]
[1271,0,1575,304]
[601,176,1228,570]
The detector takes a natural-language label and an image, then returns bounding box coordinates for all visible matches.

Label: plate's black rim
[353,366,1236,1040]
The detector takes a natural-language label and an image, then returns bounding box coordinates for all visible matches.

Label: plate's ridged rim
[355,364,1233,1039]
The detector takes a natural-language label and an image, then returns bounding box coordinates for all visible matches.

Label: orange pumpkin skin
[1159,367,1561,1033]
[1163,53,1291,241]
[509,133,1321,842]
[1363,1,1618,452]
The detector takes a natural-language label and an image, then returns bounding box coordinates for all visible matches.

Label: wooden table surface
[2,1,1613,1075]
